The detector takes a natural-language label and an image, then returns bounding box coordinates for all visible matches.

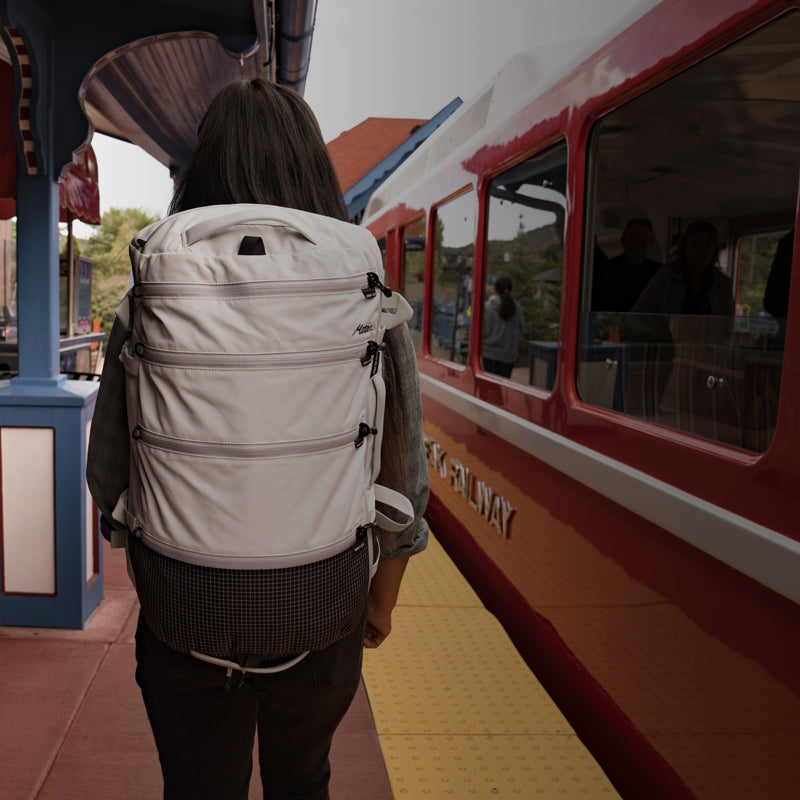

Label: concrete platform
[0,540,391,800]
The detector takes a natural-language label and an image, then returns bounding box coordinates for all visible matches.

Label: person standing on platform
[87,78,429,800]
[483,276,525,378]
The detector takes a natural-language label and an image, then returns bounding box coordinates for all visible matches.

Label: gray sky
[72,0,657,238]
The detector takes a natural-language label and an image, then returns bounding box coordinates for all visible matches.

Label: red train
[363,1,800,797]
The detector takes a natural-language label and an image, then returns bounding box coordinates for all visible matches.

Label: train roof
[362,1,663,225]
[363,0,800,230]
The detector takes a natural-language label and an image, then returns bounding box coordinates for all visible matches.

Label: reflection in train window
[401,217,426,353]
[582,12,799,452]
[430,191,475,363]
[483,142,567,389]
[377,237,387,272]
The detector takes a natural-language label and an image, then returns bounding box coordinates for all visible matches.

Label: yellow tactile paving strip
[394,535,484,609]
[367,606,570,737]
[362,534,621,798]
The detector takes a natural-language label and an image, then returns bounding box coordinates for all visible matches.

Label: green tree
[491,216,563,344]
[86,208,158,334]
[737,230,786,316]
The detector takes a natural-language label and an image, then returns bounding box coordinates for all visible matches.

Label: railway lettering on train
[423,433,447,478]
[424,434,515,538]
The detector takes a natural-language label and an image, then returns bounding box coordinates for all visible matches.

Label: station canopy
[0,0,316,198]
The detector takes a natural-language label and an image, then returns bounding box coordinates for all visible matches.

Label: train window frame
[579,11,799,453]
[479,139,568,391]
[428,188,477,366]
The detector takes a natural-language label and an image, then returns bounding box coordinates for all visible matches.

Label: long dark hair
[672,220,720,275]
[494,276,516,320]
[169,78,347,221]
[171,78,409,494]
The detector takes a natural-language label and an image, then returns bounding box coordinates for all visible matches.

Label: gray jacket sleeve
[86,317,130,541]
[377,323,430,559]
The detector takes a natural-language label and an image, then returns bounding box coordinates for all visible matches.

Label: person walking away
[86,78,429,800]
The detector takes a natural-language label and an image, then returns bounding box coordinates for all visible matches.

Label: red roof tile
[327,117,427,193]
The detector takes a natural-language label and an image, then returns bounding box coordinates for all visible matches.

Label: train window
[430,191,475,363]
[582,12,800,452]
[400,217,426,352]
[482,142,567,388]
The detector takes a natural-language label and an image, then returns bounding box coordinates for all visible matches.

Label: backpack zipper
[133,274,377,300]
[132,424,371,458]
[135,340,377,371]
[365,272,393,298]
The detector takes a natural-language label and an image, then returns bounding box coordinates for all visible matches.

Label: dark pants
[135,610,365,800]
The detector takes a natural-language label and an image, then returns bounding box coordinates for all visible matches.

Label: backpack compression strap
[380,292,413,330]
[190,649,310,675]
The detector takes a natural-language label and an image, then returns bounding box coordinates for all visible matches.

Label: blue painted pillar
[0,170,102,629]
[15,171,62,383]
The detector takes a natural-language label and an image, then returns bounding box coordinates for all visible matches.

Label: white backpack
[113,204,414,665]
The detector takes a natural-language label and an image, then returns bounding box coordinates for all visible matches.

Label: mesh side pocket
[128,532,372,659]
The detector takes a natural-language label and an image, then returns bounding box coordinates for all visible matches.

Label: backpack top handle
[183,207,319,249]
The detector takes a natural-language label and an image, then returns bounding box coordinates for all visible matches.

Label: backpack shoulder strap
[373,483,415,532]
[380,292,413,332]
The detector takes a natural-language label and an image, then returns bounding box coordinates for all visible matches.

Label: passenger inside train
[592,218,662,312]
[582,210,781,449]
[631,221,733,319]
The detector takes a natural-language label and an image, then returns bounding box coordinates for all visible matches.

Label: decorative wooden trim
[3,27,37,175]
